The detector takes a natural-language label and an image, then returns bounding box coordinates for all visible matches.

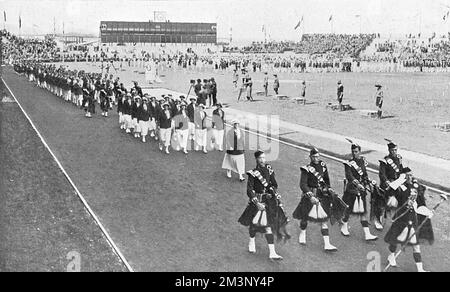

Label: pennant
[19,15,21,29]
[329,15,333,22]
[262,25,265,32]
[3,11,6,22]
[294,16,304,30]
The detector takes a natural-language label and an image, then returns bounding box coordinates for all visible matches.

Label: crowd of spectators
[225,34,377,59]
[1,29,59,63]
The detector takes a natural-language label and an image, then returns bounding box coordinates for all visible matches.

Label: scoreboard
[100,21,217,44]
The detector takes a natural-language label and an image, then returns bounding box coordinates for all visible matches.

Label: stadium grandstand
[99,21,217,45]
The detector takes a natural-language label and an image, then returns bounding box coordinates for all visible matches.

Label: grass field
[61,62,450,160]
[0,79,127,272]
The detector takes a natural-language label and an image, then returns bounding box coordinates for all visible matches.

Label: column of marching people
[14,60,441,272]
[117,89,226,156]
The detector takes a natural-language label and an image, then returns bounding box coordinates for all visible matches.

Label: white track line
[1,77,134,272]
[235,124,449,197]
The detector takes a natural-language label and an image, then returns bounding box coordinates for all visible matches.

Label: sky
[2,0,450,43]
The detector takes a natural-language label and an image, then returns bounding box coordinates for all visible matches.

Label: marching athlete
[377,139,406,230]
[132,96,142,139]
[138,96,151,143]
[122,94,133,133]
[173,101,190,154]
[117,90,125,129]
[340,140,378,241]
[292,147,344,252]
[158,102,173,154]
[99,86,109,117]
[238,150,285,260]
[384,168,434,272]
[194,103,208,153]
[222,119,246,182]
[187,96,197,142]
[149,96,160,140]
[211,103,225,151]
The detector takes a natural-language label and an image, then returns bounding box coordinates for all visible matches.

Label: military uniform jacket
[300,161,331,194]
[344,156,369,193]
[246,164,278,200]
[379,154,404,189]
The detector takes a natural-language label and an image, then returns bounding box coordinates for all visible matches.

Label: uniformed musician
[341,141,378,241]
[377,139,406,230]
[384,168,434,272]
[238,150,284,260]
[292,148,339,252]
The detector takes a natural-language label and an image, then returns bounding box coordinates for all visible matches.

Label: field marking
[1,76,134,272]
[144,86,449,196]
[238,125,449,197]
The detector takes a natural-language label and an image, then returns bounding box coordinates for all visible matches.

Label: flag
[19,15,21,29]
[355,14,361,18]
[444,11,449,20]
[294,16,304,30]
[3,11,6,22]
[329,15,333,22]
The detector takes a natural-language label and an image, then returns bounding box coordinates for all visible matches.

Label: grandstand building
[99,21,217,44]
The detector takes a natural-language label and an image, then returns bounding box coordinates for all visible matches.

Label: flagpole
[360,16,362,34]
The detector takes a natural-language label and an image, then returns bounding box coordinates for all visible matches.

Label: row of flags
[3,11,21,29]
[294,15,334,30]
[443,11,450,21]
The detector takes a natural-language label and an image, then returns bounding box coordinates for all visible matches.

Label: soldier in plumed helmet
[292,147,342,252]
[238,150,285,260]
[340,139,378,242]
